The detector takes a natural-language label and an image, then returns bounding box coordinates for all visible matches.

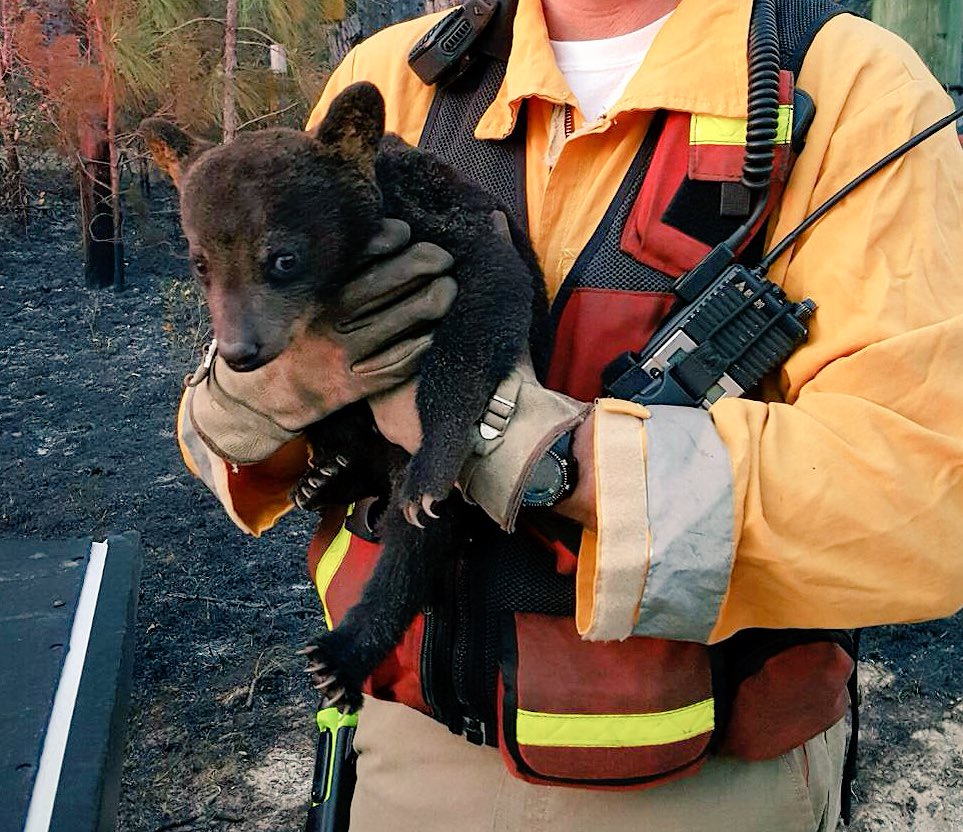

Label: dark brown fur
[141,82,550,711]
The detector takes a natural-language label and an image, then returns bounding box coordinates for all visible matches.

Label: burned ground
[0,178,960,831]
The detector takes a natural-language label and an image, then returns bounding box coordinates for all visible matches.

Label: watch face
[524,452,565,505]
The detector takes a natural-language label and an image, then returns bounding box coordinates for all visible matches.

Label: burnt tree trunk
[78,120,114,288]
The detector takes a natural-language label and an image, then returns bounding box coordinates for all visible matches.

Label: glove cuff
[187,357,302,465]
[458,366,592,532]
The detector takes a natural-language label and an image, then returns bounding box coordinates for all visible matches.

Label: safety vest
[312,0,857,791]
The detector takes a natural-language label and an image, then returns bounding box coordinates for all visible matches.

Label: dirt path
[0,180,960,831]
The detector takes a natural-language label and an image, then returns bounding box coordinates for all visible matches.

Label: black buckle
[343,497,386,543]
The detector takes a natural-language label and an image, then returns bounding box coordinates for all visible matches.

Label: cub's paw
[397,463,453,527]
[298,635,365,713]
[396,440,472,528]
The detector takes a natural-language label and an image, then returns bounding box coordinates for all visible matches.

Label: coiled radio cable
[742,0,781,190]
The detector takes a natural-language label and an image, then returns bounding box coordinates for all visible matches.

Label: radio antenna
[758,104,963,272]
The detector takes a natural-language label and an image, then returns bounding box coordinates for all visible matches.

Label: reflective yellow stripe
[515,698,714,748]
[690,105,793,146]
[313,506,354,626]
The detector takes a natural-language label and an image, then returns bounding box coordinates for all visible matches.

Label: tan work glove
[456,359,591,531]
[183,219,457,465]
[370,358,591,534]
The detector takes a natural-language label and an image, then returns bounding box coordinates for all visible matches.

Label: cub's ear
[138,118,214,189]
[310,81,385,178]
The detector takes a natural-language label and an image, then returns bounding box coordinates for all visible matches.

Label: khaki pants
[350,696,846,832]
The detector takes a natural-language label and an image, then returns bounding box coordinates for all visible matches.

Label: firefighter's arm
[576,20,963,643]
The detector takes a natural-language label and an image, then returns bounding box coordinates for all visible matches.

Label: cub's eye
[270,253,298,277]
[191,256,209,280]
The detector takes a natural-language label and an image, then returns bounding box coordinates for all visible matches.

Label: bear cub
[142,81,550,712]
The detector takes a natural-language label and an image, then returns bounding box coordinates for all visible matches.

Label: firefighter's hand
[183,219,457,465]
[367,379,423,454]
[369,358,593,533]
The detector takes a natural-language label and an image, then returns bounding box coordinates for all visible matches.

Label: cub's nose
[219,340,264,372]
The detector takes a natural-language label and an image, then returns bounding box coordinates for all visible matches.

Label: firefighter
[177,0,963,829]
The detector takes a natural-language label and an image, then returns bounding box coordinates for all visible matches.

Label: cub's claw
[422,494,440,519]
[322,689,347,710]
[305,665,337,686]
[403,501,425,528]
[303,664,336,690]
[401,494,442,527]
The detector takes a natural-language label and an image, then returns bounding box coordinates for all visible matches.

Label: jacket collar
[475,0,753,140]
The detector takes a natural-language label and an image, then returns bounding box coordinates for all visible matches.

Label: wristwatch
[521,431,578,508]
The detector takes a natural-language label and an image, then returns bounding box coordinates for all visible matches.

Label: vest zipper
[419,605,440,717]
[452,556,487,745]
[419,564,462,734]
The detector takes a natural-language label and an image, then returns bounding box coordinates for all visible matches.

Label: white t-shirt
[550,13,673,123]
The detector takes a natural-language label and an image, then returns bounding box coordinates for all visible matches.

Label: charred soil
[0,178,960,831]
